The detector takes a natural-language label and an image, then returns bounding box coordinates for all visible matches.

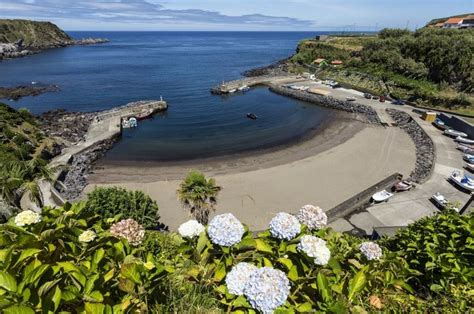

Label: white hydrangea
[14,210,41,227]
[78,230,96,243]
[360,242,383,261]
[243,267,290,313]
[296,205,327,230]
[269,212,301,240]
[208,213,244,247]
[225,262,258,296]
[298,235,331,265]
[178,220,205,239]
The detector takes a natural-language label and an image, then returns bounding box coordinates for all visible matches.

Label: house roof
[313,58,326,63]
[331,60,343,65]
[445,17,463,24]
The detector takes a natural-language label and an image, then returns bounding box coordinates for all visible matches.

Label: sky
[0,0,472,31]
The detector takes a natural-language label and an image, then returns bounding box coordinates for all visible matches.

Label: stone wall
[386,109,435,183]
[269,85,382,125]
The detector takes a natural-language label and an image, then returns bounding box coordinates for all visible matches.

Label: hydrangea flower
[243,267,290,313]
[14,210,41,227]
[78,230,96,243]
[110,218,145,246]
[296,205,327,230]
[226,262,258,296]
[269,212,301,240]
[208,213,244,247]
[359,242,383,261]
[298,235,331,265]
[178,220,205,239]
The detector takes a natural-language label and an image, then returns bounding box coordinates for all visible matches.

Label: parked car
[379,95,386,102]
[391,99,405,105]
[372,95,379,100]
[364,93,372,99]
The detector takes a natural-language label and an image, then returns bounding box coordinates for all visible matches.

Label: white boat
[457,144,474,154]
[238,85,250,92]
[431,193,459,212]
[449,171,474,192]
[463,154,474,164]
[31,81,38,85]
[456,136,474,145]
[372,190,394,202]
[444,129,468,138]
[432,118,449,130]
[228,89,237,93]
[346,96,356,101]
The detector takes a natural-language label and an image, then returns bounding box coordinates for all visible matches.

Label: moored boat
[371,190,393,202]
[228,89,237,93]
[449,170,474,192]
[457,144,474,154]
[238,85,250,92]
[247,113,257,120]
[433,118,449,130]
[444,129,468,138]
[456,136,474,145]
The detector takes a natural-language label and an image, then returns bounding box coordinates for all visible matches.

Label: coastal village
[0,9,473,314]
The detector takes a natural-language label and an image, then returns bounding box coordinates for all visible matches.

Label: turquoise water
[0,32,338,161]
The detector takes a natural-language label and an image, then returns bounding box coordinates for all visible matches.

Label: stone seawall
[269,85,382,125]
[386,109,435,183]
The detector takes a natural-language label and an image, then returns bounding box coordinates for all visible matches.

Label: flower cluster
[225,262,258,296]
[298,235,331,265]
[14,210,41,227]
[296,205,327,230]
[360,242,383,261]
[208,213,244,247]
[243,267,290,313]
[110,218,145,246]
[178,220,205,239]
[269,212,301,240]
[78,230,96,243]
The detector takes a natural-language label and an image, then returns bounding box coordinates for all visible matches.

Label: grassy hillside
[0,19,72,49]
[290,29,474,114]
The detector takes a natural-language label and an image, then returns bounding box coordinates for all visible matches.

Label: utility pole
[459,193,473,215]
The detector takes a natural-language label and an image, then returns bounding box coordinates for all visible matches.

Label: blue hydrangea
[243,267,290,313]
[226,262,258,296]
[269,212,301,240]
[297,235,331,265]
[360,241,383,260]
[208,213,244,247]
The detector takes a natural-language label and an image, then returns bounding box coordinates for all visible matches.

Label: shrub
[85,187,160,229]
[0,203,172,313]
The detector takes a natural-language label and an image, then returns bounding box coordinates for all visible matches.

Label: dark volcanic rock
[243,57,291,77]
[386,109,435,183]
[0,84,59,100]
[269,85,382,125]
[37,110,94,144]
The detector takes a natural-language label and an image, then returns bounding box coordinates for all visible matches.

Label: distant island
[0,19,108,60]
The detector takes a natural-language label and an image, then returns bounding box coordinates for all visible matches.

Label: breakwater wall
[269,85,382,125]
[386,109,435,184]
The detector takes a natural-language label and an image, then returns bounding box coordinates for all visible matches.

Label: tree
[177,171,222,224]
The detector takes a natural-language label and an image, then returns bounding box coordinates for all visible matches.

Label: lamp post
[459,193,473,215]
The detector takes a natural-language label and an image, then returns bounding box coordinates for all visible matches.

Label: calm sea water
[0,32,337,161]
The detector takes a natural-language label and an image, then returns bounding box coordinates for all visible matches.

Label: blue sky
[1,0,472,31]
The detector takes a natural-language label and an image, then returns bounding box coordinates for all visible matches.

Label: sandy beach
[86,114,416,230]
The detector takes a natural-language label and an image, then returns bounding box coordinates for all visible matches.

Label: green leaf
[213,263,226,282]
[92,248,105,269]
[196,232,209,254]
[52,286,62,311]
[348,270,366,301]
[3,305,35,314]
[255,239,273,254]
[277,258,293,270]
[288,265,299,281]
[296,302,313,312]
[14,249,41,267]
[120,263,142,285]
[0,248,12,264]
[84,302,106,314]
[317,272,331,302]
[24,265,49,286]
[430,284,444,293]
[0,271,17,292]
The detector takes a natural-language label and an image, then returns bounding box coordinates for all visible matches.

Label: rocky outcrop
[37,110,94,144]
[386,109,435,183]
[0,84,59,100]
[269,85,382,125]
[57,136,119,201]
[243,57,291,77]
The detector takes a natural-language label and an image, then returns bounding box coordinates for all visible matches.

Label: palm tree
[177,171,222,224]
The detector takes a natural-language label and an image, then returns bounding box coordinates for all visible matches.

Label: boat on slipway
[456,136,474,145]
[431,193,459,212]
[433,118,449,130]
[444,129,468,138]
[449,171,474,192]
[371,190,393,203]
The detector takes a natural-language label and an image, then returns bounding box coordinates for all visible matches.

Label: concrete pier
[210,75,301,94]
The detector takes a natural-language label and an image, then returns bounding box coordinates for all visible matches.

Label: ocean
[0,31,338,161]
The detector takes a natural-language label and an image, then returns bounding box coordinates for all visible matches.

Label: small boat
[433,118,449,130]
[457,144,474,154]
[346,96,356,101]
[371,190,394,203]
[31,81,38,85]
[122,117,137,128]
[463,154,474,164]
[238,85,250,92]
[444,129,468,138]
[449,171,474,192]
[247,113,257,120]
[431,193,459,212]
[466,163,474,172]
[456,136,474,145]
[228,89,237,93]
[393,180,414,192]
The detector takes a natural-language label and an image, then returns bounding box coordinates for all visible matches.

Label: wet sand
[85,113,416,231]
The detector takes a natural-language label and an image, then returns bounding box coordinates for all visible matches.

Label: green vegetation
[0,104,55,212]
[0,19,72,49]
[85,187,160,229]
[291,28,474,114]
[0,186,472,312]
[177,171,222,224]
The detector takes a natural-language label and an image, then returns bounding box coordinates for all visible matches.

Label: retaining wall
[438,113,474,139]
